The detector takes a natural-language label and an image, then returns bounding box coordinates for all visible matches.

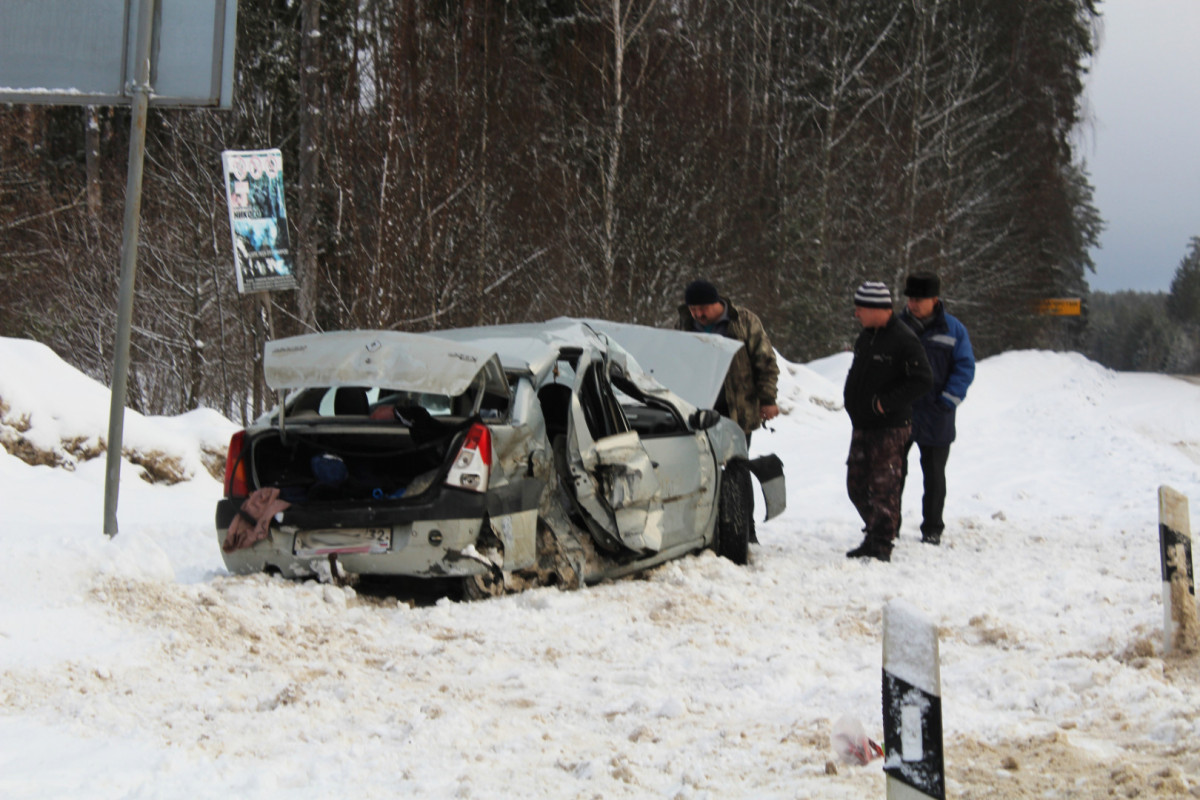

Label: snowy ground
[2,337,1199,799]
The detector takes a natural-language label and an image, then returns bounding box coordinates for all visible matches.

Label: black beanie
[684,280,720,305]
[904,272,940,299]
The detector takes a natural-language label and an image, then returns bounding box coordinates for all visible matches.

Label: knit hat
[684,279,721,306]
[853,281,893,309]
[903,272,940,299]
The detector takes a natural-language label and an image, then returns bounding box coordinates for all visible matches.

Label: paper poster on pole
[221,149,297,293]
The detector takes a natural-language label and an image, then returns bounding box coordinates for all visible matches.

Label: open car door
[563,353,665,554]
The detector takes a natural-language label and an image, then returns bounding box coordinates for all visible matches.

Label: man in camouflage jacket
[675,279,780,441]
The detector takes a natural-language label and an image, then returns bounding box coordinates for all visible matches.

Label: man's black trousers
[901,440,951,538]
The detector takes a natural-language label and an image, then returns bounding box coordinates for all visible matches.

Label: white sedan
[215,318,785,597]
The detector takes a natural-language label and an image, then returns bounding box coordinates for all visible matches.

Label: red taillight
[445,423,492,492]
[463,424,493,465]
[223,431,248,497]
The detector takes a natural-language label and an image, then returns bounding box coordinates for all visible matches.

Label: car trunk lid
[265,329,510,404]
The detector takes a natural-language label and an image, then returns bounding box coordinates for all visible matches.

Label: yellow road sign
[1035,298,1082,316]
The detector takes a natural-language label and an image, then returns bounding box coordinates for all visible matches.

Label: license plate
[293,527,392,556]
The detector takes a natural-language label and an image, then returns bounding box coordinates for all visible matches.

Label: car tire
[717,460,752,565]
[460,537,507,601]
[461,571,506,601]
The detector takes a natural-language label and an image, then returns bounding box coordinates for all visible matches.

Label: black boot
[846,536,892,562]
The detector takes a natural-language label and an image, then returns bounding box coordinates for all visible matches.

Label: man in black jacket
[842,281,933,562]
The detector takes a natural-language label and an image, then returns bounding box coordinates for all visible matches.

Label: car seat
[538,383,573,440]
[333,386,370,416]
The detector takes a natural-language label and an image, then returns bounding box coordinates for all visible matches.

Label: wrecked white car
[215,318,784,597]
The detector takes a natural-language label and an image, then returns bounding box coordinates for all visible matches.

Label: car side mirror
[689,409,721,431]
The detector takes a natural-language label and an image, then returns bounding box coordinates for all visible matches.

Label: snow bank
[3,339,1200,798]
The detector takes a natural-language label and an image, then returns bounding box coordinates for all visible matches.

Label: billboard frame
[0,0,237,109]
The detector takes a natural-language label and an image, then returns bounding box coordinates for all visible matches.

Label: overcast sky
[1082,0,1200,293]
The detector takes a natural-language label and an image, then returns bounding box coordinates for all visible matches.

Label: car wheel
[461,569,506,600]
[459,535,508,601]
[717,460,752,565]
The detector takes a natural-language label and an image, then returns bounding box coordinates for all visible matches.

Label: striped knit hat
[853,281,893,309]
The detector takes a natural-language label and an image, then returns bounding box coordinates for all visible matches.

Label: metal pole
[103,0,157,538]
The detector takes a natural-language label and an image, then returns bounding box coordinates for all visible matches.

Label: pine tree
[1166,236,1200,325]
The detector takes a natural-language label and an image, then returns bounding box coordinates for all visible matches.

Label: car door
[623,410,717,549]
[563,352,666,554]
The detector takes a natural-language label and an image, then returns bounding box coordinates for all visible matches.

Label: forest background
[1,0,1196,423]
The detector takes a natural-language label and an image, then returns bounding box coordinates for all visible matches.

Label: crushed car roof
[436,317,743,409]
[580,319,743,409]
[263,319,742,411]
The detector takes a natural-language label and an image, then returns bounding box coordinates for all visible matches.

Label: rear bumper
[215,478,544,578]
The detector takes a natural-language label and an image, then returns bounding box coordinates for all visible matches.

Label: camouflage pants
[846,426,911,542]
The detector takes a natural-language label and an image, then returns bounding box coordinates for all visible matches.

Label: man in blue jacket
[898,272,976,545]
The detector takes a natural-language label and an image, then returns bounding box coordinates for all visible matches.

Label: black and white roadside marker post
[883,600,945,800]
[1158,485,1198,654]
